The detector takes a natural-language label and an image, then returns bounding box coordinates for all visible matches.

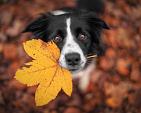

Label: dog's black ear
[81,11,110,29]
[89,17,110,29]
[23,13,51,38]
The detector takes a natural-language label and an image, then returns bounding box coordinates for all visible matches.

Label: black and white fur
[24,1,109,91]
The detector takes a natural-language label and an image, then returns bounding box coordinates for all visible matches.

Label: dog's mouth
[67,63,84,72]
[69,68,80,72]
[59,62,82,72]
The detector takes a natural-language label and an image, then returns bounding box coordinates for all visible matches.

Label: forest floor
[0,0,141,113]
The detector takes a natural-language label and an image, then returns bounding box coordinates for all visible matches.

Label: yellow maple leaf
[15,39,72,106]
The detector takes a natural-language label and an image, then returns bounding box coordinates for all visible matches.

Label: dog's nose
[65,53,81,66]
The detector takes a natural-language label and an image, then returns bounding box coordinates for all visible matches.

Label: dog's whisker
[86,59,93,62]
[87,58,93,61]
[87,54,97,59]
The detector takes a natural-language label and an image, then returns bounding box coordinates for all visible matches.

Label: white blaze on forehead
[59,17,86,75]
[51,10,68,15]
[65,18,84,54]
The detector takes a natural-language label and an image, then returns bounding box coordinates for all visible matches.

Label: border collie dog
[24,0,109,91]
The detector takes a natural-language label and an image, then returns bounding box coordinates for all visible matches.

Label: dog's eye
[78,34,87,41]
[54,35,62,42]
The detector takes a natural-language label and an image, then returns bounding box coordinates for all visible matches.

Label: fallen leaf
[104,81,132,108]
[15,39,72,106]
[3,43,18,60]
[116,58,130,75]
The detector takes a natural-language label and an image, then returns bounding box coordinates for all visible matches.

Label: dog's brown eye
[78,34,87,41]
[54,35,62,42]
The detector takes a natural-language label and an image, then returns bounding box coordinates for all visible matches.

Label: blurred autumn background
[0,0,141,113]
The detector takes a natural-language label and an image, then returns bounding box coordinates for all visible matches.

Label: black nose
[65,53,81,66]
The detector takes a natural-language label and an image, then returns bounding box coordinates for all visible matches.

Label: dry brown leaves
[1,0,141,112]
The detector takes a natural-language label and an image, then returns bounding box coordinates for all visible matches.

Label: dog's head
[24,9,109,73]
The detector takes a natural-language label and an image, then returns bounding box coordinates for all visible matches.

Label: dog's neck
[72,61,96,91]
